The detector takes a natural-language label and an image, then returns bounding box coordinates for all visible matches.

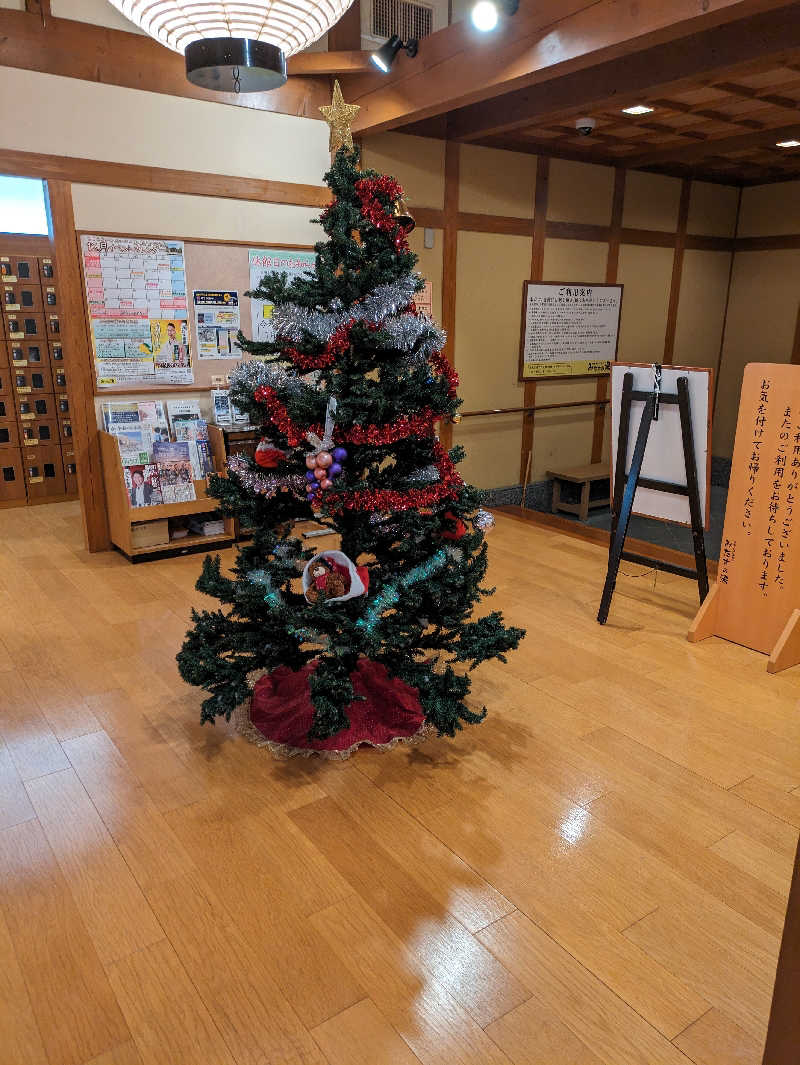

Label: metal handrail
[457,398,609,419]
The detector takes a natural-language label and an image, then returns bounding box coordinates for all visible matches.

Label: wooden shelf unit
[208,423,260,541]
[99,430,234,561]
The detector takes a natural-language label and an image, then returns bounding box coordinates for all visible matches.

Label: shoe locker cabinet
[0,251,77,507]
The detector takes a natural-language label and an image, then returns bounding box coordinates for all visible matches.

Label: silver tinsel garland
[228,360,288,395]
[407,465,440,484]
[227,453,306,499]
[270,275,446,357]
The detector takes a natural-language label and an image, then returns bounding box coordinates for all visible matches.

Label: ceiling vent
[370,0,435,43]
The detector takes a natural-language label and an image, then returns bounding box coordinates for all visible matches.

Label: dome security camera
[575,117,596,136]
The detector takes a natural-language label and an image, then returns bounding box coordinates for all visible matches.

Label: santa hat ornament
[255,438,286,469]
[302,550,369,603]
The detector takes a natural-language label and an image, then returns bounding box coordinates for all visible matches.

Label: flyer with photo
[152,440,196,503]
[151,318,192,382]
[193,290,240,358]
[248,249,316,342]
[124,464,163,508]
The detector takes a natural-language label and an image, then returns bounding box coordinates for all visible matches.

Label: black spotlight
[370,34,419,73]
[185,37,287,93]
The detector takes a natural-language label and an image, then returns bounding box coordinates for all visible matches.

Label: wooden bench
[547,462,611,521]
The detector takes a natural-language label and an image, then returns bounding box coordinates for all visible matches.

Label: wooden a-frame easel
[597,369,709,624]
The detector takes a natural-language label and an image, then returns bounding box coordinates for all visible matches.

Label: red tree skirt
[241,658,428,759]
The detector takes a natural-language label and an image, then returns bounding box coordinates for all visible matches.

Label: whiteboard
[610,363,713,528]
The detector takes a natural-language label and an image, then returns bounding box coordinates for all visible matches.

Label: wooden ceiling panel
[374,4,800,185]
[738,65,800,88]
[439,51,800,184]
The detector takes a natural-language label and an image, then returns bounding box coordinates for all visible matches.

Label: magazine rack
[99,430,234,561]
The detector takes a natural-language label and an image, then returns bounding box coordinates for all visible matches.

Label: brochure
[123,464,163,508]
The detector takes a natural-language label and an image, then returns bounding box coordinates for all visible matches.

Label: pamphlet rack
[100,430,234,561]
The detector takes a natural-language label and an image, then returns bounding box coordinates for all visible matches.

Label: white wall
[0,68,329,186]
[50,0,143,32]
[72,185,319,244]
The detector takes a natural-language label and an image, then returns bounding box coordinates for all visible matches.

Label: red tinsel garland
[254,385,446,448]
[354,175,410,253]
[429,349,459,399]
[346,409,438,445]
[323,442,462,514]
[284,319,355,372]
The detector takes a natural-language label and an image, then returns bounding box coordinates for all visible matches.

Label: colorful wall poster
[416,280,433,317]
[518,282,623,381]
[248,249,316,342]
[193,290,241,358]
[80,235,192,387]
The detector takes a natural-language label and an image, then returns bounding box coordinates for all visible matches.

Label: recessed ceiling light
[622,104,654,115]
[776,139,800,148]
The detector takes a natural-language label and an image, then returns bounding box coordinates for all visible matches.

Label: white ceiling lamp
[622,104,655,115]
[107,0,357,91]
[776,139,800,148]
[470,0,519,33]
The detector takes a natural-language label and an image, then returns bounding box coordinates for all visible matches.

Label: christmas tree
[177,104,524,752]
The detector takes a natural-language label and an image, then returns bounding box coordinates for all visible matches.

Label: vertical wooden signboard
[689,363,800,671]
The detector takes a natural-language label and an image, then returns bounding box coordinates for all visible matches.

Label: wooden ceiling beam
[714,80,800,111]
[349,0,800,136]
[627,120,800,165]
[0,9,371,117]
[290,50,373,74]
[444,4,800,142]
[327,0,361,52]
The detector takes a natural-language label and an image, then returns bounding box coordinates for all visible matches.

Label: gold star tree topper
[319,79,360,153]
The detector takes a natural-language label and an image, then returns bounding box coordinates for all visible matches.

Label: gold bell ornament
[393,197,416,232]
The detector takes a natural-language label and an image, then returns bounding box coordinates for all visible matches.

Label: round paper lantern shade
[108,0,356,90]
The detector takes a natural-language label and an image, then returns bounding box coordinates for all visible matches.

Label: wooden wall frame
[47,181,111,550]
[9,134,787,556]
[0,149,330,210]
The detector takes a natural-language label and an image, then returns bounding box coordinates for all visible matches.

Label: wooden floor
[0,501,797,1065]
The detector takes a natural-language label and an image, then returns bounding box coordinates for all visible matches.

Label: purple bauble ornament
[306,470,316,482]
[332,447,347,462]
[306,492,315,502]
[329,462,342,476]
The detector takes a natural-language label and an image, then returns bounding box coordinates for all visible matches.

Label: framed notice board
[518,281,623,381]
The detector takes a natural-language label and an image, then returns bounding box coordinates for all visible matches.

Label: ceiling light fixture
[470,0,519,33]
[370,34,419,73]
[776,139,800,148]
[107,0,359,91]
[622,104,655,115]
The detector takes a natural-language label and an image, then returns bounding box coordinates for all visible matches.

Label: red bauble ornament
[254,439,286,469]
[441,511,467,540]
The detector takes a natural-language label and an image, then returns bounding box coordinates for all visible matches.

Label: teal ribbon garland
[356,548,449,634]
